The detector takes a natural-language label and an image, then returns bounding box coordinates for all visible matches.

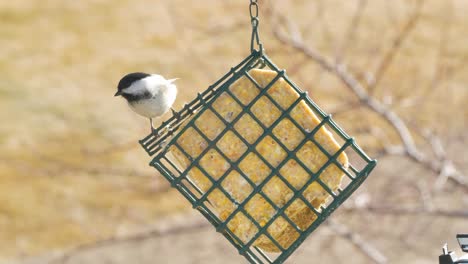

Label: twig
[371,143,466,192]
[328,101,363,117]
[335,0,368,63]
[343,205,468,219]
[422,0,454,100]
[326,219,388,264]
[50,218,209,264]
[367,0,424,95]
[270,10,467,192]
[417,180,434,210]
[314,0,333,46]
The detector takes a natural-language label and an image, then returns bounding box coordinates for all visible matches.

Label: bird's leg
[150,118,164,137]
[171,108,180,120]
[150,118,156,134]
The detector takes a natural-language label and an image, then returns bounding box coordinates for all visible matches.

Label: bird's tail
[167,78,179,83]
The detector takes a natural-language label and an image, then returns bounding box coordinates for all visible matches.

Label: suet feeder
[139,1,377,263]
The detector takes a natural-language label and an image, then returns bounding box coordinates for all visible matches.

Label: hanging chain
[249,0,263,53]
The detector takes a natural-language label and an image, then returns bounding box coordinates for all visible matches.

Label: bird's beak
[114,90,122,97]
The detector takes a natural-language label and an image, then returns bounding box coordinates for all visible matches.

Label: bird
[115,72,178,133]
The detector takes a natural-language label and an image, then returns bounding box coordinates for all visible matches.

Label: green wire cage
[139,2,376,263]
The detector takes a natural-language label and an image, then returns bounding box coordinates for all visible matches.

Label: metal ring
[251,17,259,27]
[249,3,258,18]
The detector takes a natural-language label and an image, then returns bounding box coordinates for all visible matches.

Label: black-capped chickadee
[115,72,178,132]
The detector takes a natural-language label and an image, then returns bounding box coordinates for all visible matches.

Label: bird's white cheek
[123,82,147,95]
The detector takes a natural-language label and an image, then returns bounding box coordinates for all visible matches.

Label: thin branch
[50,218,209,264]
[335,0,368,63]
[343,205,468,219]
[367,0,424,95]
[314,0,334,46]
[272,14,419,154]
[328,101,363,117]
[370,144,467,192]
[419,0,454,101]
[326,219,388,264]
[414,181,433,210]
[270,10,467,192]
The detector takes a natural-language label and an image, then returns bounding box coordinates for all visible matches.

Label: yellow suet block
[170,69,348,252]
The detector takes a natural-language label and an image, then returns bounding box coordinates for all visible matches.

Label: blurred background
[1,0,467,263]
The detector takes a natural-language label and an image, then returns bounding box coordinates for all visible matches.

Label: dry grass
[0,0,466,263]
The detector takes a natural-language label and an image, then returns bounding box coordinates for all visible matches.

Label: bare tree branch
[428,1,452,93]
[50,218,209,264]
[326,219,388,264]
[269,9,467,192]
[343,204,468,219]
[367,0,424,95]
[335,0,368,63]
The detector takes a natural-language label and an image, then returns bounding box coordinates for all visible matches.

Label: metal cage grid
[139,50,377,264]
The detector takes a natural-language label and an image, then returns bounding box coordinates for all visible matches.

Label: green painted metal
[139,49,377,263]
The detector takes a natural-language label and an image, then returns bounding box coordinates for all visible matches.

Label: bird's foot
[158,126,168,137]
[150,118,158,136]
[171,108,181,120]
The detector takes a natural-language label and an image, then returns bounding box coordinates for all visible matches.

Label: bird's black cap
[115,72,150,96]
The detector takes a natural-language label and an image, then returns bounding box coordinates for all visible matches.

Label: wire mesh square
[139,50,377,264]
